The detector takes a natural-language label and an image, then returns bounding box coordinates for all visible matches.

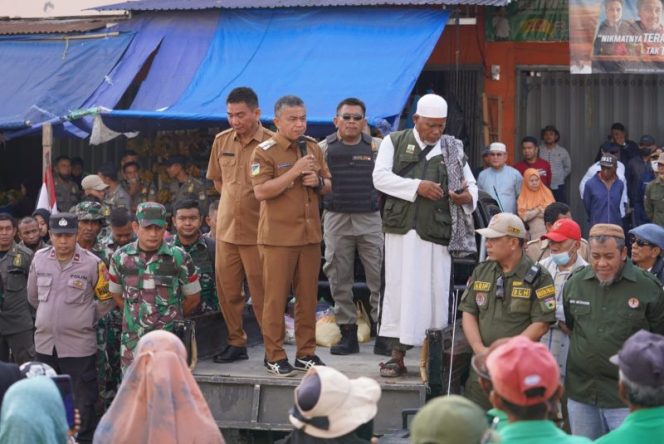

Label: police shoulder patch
[259,139,277,151]
[535,285,555,299]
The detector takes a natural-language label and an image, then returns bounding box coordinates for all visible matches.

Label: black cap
[164,155,188,167]
[610,330,664,388]
[49,213,78,234]
[640,135,656,146]
[600,141,621,156]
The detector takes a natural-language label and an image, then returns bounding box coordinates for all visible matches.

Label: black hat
[640,135,656,146]
[49,213,78,234]
[164,155,188,167]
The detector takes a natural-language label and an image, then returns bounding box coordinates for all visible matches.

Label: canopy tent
[99,7,449,132]
[0,33,133,134]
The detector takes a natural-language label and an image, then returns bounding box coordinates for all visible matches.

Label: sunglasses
[495,276,504,300]
[339,114,364,122]
[630,235,653,247]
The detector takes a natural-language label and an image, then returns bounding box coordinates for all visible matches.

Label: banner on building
[570,0,664,74]
[486,0,568,42]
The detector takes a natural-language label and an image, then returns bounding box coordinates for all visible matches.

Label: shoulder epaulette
[215,128,234,139]
[258,139,277,151]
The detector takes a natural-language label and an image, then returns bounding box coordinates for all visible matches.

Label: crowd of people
[0,87,662,444]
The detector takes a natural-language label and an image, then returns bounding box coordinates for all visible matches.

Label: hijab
[517,168,555,216]
[0,377,68,444]
[93,330,224,444]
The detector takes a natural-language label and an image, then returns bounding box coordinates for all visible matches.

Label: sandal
[379,358,408,378]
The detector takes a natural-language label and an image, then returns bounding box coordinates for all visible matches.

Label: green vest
[383,129,452,246]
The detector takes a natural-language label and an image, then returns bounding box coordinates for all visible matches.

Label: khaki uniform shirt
[526,238,591,263]
[459,254,556,347]
[563,260,664,407]
[27,245,111,357]
[250,133,331,247]
[206,125,274,245]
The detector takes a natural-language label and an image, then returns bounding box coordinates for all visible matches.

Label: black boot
[331,324,360,355]
[373,335,392,356]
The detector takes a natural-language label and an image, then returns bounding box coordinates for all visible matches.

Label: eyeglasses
[495,276,504,300]
[339,114,364,122]
[630,235,653,247]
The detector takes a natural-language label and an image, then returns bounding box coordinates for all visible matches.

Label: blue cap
[610,330,664,388]
[629,223,664,251]
[640,135,656,146]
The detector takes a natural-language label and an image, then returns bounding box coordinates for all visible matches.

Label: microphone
[297,136,308,158]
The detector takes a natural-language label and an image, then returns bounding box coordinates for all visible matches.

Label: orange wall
[427,11,570,156]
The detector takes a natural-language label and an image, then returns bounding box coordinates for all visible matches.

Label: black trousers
[0,329,35,364]
[36,349,98,444]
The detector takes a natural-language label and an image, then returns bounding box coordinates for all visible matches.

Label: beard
[598,278,615,287]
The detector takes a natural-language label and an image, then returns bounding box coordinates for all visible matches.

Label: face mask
[640,147,652,156]
[551,251,570,266]
[652,161,659,171]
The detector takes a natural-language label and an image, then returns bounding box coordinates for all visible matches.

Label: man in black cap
[27,213,113,443]
[595,330,664,443]
[627,135,658,227]
[165,155,208,216]
[629,223,664,283]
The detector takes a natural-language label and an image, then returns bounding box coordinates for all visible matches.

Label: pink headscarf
[93,331,224,444]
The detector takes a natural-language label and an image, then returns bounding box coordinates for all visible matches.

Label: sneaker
[294,355,326,371]
[264,359,296,377]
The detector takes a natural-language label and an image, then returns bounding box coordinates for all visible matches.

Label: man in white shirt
[477,142,523,214]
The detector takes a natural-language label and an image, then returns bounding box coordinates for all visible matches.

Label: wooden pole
[42,122,52,179]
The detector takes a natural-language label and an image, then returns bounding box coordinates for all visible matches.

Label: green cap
[136,202,166,228]
[73,201,107,221]
[411,395,489,444]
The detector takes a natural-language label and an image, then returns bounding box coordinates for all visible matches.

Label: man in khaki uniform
[526,202,590,262]
[206,87,272,363]
[460,212,556,410]
[251,95,332,377]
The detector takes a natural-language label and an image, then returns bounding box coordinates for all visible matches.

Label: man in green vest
[595,330,664,444]
[372,93,478,377]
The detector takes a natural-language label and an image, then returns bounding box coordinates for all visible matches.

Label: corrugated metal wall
[517,69,664,233]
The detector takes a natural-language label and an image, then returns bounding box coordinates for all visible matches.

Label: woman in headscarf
[0,376,69,444]
[93,330,224,444]
[517,168,556,240]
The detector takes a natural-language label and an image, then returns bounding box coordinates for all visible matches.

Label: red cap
[486,336,560,406]
[541,218,581,242]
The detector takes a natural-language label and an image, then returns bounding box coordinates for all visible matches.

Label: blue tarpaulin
[102,7,448,131]
[0,34,133,131]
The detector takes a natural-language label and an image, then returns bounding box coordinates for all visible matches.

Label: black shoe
[373,336,392,356]
[264,358,296,377]
[331,324,360,355]
[213,345,248,363]
[294,355,326,371]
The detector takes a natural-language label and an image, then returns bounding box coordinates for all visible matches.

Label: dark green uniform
[563,260,664,408]
[644,176,664,227]
[169,175,208,216]
[168,234,218,313]
[459,254,556,409]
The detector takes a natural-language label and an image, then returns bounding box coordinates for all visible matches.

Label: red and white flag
[36,168,58,213]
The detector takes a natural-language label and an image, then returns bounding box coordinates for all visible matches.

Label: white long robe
[373,129,478,346]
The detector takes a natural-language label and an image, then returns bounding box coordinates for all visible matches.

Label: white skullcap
[489,142,507,153]
[415,94,448,119]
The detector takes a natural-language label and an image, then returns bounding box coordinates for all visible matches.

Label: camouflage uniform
[169,175,208,216]
[103,185,131,212]
[54,174,80,212]
[108,203,201,371]
[71,200,111,240]
[123,178,156,213]
[73,201,122,409]
[168,234,217,313]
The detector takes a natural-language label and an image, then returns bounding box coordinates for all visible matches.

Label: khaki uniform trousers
[216,241,265,347]
[260,244,320,362]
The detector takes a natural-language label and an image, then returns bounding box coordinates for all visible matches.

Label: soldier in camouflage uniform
[165,155,208,217]
[98,163,131,213]
[169,199,217,313]
[72,201,106,257]
[96,208,135,410]
[108,202,201,371]
[122,161,156,213]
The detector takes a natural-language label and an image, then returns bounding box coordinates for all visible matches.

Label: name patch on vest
[352,155,372,161]
[473,281,491,292]
[406,144,416,154]
[511,287,531,299]
[535,285,555,299]
[277,162,293,169]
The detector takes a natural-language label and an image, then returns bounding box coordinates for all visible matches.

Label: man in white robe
[372,94,478,377]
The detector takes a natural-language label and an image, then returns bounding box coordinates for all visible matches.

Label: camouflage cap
[73,201,106,221]
[136,202,167,228]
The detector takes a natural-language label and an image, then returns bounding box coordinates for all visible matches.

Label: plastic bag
[315,312,341,347]
[356,302,371,343]
[284,314,296,345]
